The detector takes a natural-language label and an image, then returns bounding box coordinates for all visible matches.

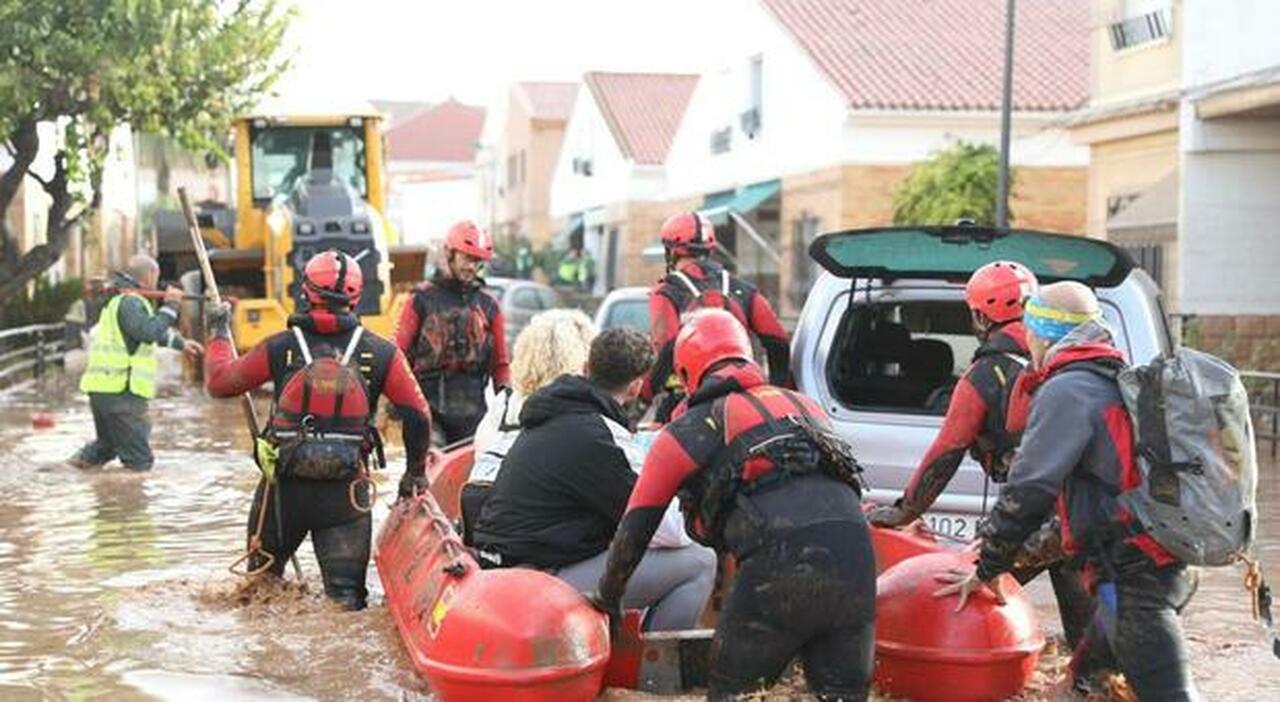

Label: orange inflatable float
[376,491,610,701]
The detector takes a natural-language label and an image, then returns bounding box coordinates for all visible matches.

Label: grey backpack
[1116,347,1258,566]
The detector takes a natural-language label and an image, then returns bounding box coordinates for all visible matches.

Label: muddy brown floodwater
[2,375,1278,701]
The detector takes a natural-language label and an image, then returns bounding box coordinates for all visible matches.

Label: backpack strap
[291,327,314,365]
[670,270,701,298]
[720,269,730,296]
[341,327,364,365]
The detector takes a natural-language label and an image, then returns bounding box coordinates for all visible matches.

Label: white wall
[549,87,666,217]
[1176,0,1280,315]
[663,1,847,198]
[388,176,479,246]
[1182,0,1280,89]
[844,111,1088,167]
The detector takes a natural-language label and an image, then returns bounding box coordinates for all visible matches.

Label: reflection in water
[0,376,1276,700]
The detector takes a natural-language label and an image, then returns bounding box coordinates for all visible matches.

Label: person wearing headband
[938,281,1199,700]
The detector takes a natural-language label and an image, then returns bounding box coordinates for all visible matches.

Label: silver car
[792,225,1172,540]
[594,286,651,334]
[483,277,561,352]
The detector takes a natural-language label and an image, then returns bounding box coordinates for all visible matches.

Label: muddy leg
[311,512,372,611]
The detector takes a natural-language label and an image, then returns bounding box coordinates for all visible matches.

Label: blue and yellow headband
[1023,295,1096,342]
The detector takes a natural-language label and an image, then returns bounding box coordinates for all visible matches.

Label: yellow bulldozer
[165,102,427,350]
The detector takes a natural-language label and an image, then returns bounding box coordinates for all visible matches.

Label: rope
[229,480,277,577]
[348,471,377,513]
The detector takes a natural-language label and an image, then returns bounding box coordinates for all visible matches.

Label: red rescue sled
[376,492,610,701]
[426,443,474,521]
[870,520,946,574]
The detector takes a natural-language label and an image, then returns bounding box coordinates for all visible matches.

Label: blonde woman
[462,309,596,539]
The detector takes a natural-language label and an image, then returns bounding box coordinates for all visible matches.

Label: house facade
[549,72,698,292]
[383,99,486,246]
[661,0,1091,316]
[480,82,578,252]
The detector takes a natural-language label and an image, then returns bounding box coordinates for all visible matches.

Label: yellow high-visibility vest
[79,293,158,398]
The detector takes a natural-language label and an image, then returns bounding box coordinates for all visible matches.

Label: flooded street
[1,374,1278,700]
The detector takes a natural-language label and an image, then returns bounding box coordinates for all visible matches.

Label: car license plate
[922,512,980,541]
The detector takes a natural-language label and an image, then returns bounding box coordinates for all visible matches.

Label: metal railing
[1242,371,1280,459]
[0,322,67,388]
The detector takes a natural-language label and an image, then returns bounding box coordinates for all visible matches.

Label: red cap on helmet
[660,212,716,258]
[674,309,754,392]
[303,250,363,309]
[444,220,494,261]
[965,260,1038,323]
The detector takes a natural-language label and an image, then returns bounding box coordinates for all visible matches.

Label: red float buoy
[870,521,946,574]
[376,491,610,702]
[31,411,56,429]
[874,551,1044,702]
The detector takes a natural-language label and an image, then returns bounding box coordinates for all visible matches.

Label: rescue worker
[69,254,202,472]
[473,328,715,631]
[937,282,1199,701]
[395,220,510,445]
[645,212,790,422]
[592,309,875,700]
[204,250,434,610]
[868,261,1094,649]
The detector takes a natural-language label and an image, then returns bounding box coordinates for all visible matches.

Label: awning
[1107,171,1178,240]
[701,179,781,224]
[553,212,584,250]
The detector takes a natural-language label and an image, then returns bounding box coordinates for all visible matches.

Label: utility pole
[996,0,1016,229]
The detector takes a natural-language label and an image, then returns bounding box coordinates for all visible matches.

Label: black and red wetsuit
[596,361,874,700]
[645,260,790,420]
[886,321,1093,648]
[395,274,510,444]
[205,309,432,609]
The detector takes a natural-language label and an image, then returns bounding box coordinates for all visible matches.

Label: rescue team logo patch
[427,582,458,638]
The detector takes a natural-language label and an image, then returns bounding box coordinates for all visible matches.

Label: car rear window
[603,299,650,334]
[827,300,977,415]
[811,227,1132,287]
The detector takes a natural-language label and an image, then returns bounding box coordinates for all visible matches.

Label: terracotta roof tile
[517,82,580,120]
[584,72,698,165]
[385,100,485,163]
[760,0,1088,111]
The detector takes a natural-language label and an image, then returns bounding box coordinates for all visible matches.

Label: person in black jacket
[473,328,715,631]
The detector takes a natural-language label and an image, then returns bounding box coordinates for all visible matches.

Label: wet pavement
[1,374,1277,701]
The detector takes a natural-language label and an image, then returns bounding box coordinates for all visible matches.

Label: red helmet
[965,260,1038,323]
[660,212,716,258]
[674,309,754,392]
[303,250,363,308]
[444,220,494,261]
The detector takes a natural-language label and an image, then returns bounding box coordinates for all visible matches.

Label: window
[250,125,367,203]
[827,300,975,415]
[603,298,651,334]
[1121,242,1164,290]
[519,150,527,185]
[710,127,732,154]
[1109,1,1171,50]
[506,155,517,190]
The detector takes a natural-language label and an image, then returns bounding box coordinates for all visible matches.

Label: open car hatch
[809,225,1134,287]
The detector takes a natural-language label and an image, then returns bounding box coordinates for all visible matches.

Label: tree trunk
[0,116,41,280]
[0,150,86,300]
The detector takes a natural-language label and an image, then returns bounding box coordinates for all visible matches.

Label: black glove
[205,301,232,337]
[583,590,623,643]
[398,473,430,500]
[867,502,916,528]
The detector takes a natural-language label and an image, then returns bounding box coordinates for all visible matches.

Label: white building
[1178,0,1280,318]
[657,0,1093,313]
[549,72,698,291]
